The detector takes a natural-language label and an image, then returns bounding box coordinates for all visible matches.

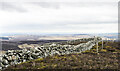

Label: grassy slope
[4,41,120,70]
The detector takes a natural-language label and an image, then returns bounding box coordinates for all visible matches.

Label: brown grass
[3,41,120,70]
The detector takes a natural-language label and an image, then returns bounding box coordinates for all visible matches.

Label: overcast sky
[0,0,119,34]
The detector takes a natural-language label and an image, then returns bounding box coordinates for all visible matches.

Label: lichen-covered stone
[0,37,102,70]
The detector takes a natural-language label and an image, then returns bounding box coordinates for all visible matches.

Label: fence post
[102,39,103,49]
[97,42,98,53]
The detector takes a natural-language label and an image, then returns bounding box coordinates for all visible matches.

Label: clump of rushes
[100,49,107,52]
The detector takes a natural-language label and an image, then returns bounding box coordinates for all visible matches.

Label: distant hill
[0,37,9,40]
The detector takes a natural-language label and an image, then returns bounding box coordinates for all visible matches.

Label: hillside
[3,41,120,70]
[1,40,67,51]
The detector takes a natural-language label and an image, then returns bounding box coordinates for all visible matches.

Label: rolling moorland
[1,40,67,51]
[2,41,120,70]
[1,33,118,51]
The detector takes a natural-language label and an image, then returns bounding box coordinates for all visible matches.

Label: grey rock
[0,37,102,70]
[2,59,8,65]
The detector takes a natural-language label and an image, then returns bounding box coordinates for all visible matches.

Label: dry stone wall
[0,37,102,70]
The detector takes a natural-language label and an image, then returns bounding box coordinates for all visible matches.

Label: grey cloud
[30,2,117,9]
[0,2,27,12]
[0,1,117,12]
[53,20,118,26]
[30,2,60,9]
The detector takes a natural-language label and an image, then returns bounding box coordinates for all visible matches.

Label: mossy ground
[3,41,120,70]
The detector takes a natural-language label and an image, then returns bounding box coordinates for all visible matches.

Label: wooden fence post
[97,42,98,53]
[102,39,103,49]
